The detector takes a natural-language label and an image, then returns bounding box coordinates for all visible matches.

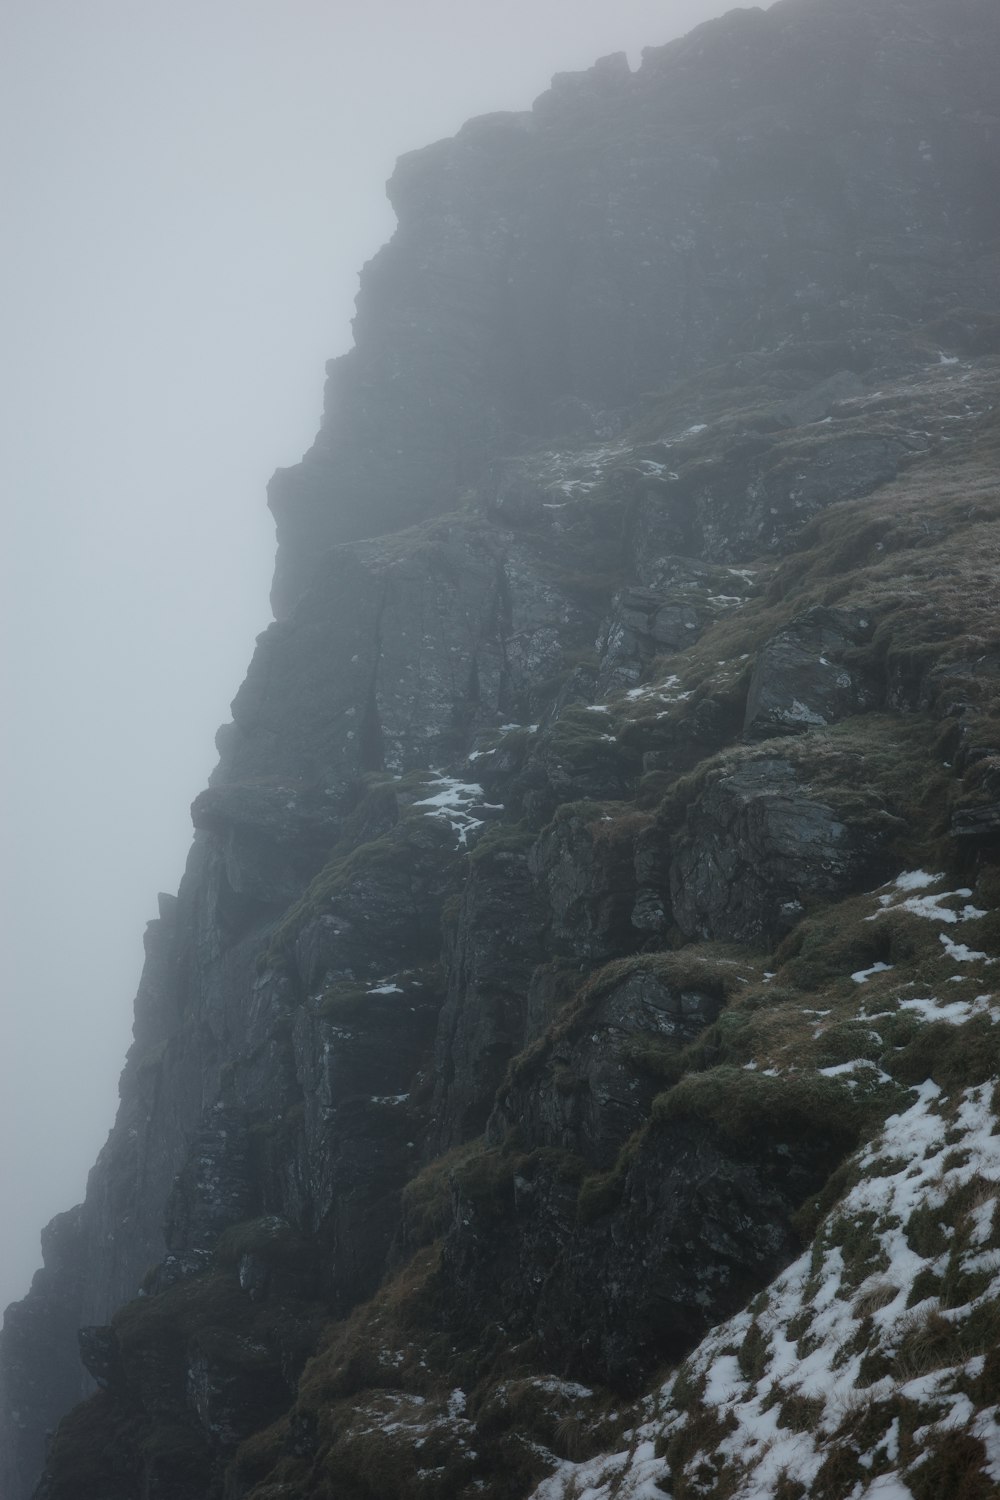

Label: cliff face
[268,0,1000,616]
[4,1,1000,1497]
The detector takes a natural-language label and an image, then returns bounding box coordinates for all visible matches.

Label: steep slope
[4,1,1000,1497]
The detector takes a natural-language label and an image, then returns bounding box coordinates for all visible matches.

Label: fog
[0,0,769,1316]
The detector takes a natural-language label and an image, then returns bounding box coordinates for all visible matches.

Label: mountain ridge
[3,0,1000,1495]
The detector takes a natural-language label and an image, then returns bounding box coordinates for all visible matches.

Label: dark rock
[744,606,876,738]
[269,0,1000,614]
[429,840,547,1152]
[530,812,640,961]
[670,753,890,941]
[951,803,1000,842]
[494,966,723,1171]
[164,1107,259,1258]
[8,1,1000,1496]
[0,1211,89,1500]
[445,1091,849,1390]
[77,1327,124,1391]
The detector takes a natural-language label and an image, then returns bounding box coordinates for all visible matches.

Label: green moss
[619,1036,687,1084]
[267,815,458,958]
[890,1015,1000,1091]
[576,1166,626,1224]
[215,1216,311,1269]
[316,981,371,1021]
[652,1065,862,1150]
[814,1021,885,1069]
[467,820,536,865]
[540,705,638,782]
[503,943,750,1098]
[451,1145,516,1205]
[231,1419,291,1488]
[576,1125,650,1224]
[674,1008,757,1074]
[400,1139,486,1246]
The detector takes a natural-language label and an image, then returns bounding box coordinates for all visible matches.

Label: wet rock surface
[444,1105,849,1390]
[669,750,894,942]
[744,606,877,738]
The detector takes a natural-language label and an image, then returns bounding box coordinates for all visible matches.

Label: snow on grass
[899,994,996,1025]
[412,775,498,845]
[533,1378,594,1400]
[625,675,680,699]
[892,871,943,893]
[531,1080,1000,1500]
[817,1059,893,1082]
[940,933,993,964]
[869,872,987,925]
[853,962,894,983]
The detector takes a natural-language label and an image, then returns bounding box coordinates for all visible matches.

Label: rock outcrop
[4,0,1000,1497]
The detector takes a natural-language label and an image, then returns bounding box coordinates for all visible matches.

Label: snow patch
[531,1081,1000,1500]
[413,776,492,845]
[852,962,893,983]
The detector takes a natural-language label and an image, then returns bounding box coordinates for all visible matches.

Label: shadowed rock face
[268,0,1000,616]
[669,750,893,941]
[743,606,877,737]
[5,1,1000,1497]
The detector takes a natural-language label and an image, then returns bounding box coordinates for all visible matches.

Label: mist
[0,0,770,1316]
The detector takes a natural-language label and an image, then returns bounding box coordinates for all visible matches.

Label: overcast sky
[0,0,768,1316]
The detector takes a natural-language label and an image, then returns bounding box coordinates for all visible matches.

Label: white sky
[0,0,764,1315]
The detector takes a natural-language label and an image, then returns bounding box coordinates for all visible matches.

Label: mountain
[4,0,1000,1495]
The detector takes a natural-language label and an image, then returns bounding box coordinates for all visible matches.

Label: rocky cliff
[4,0,1000,1496]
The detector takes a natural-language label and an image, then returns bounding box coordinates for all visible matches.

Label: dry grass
[853,1281,900,1320]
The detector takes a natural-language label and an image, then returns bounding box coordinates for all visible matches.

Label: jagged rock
[493,965,725,1170]
[951,803,1000,842]
[530,811,640,961]
[8,2,1000,1497]
[0,1210,89,1500]
[269,0,1000,615]
[77,1327,123,1390]
[744,606,876,738]
[291,987,439,1311]
[429,838,548,1151]
[446,1086,851,1389]
[163,1106,259,1258]
[670,753,891,941]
